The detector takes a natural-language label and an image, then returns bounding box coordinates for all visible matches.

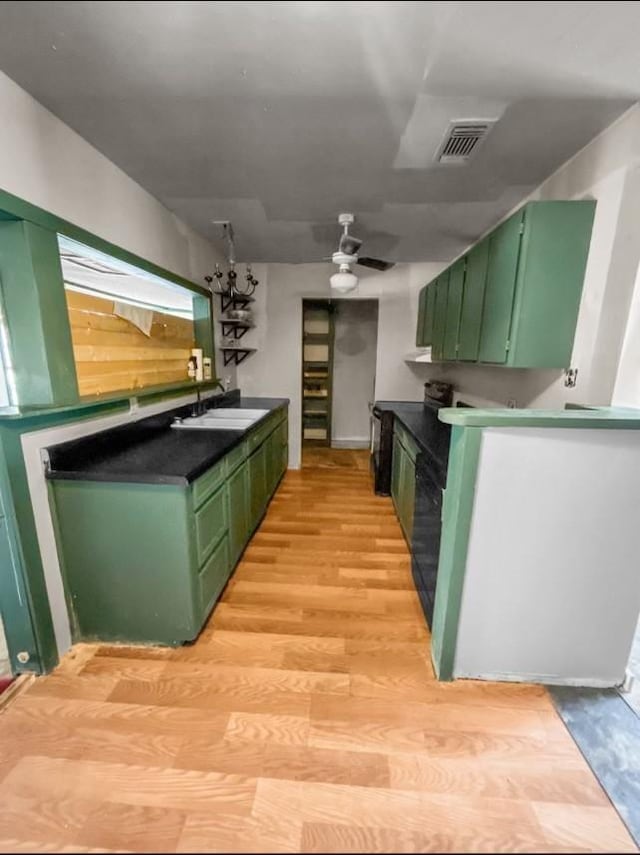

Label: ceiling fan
[328,213,394,293]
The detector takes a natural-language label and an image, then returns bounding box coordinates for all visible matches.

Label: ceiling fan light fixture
[330,264,358,293]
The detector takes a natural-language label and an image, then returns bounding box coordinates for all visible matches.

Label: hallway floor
[0,463,634,852]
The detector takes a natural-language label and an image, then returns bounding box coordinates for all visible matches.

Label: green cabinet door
[508,201,596,368]
[248,442,267,530]
[423,283,436,347]
[431,272,449,361]
[458,240,489,361]
[478,213,523,363]
[227,460,249,565]
[400,447,416,540]
[391,432,402,513]
[416,286,427,347]
[443,259,465,361]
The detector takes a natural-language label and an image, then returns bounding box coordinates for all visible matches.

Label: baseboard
[330,439,370,449]
[453,670,620,688]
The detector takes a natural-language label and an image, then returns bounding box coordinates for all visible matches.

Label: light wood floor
[302,446,370,470]
[0,465,635,853]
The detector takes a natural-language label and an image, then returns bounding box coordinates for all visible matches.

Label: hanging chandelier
[204,222,259,297]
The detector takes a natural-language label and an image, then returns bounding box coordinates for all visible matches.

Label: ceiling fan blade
[357,257,395,271]
[339,234,362,255]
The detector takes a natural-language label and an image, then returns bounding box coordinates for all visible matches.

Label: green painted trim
[0,186,210,298]
[193,293,215,364]
[439,406,640,429]
[0,447,43,674]
[0,221,79,407]
[0,425,58,672]
[0,380,220,422]
[430,426,482,681]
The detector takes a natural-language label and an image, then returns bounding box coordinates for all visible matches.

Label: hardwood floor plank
[0,756,257,814]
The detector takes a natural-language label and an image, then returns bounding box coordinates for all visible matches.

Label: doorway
[301,298,378,468]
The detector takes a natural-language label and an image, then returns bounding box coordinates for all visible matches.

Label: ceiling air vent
[435,120,495,165]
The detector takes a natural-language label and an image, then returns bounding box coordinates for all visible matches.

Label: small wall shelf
[217,291,257,366]
[219,319,255,341]
[220,292,255,314]
[220,347,256,367]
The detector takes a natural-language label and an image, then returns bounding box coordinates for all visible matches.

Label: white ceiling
[0,1,638,263]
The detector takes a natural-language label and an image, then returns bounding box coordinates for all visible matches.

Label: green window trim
[0,184,216,412]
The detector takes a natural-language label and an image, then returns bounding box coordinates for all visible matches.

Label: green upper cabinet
[507,201,596,368]
[477,212,524,364]
[425,200,595,369]
[443,259,465,361]
[457,239,489,361]
[416,287,427,347]
[423,283,436,346]
[431,271,449,361]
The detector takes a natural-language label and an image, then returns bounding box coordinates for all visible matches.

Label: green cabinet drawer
[192,458,226,508]
[227,460,249,565]
[458,240,489,361]
[199,534,230,615]
[443,258,465,361]
[194,482,228,565]
[431,271,449,361]
[478,213,523,364]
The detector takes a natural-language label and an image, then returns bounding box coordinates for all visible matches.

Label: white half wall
[454,427,640,686]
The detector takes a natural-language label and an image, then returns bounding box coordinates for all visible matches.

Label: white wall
[237,261,442,467]
[332,300,378,446]
[0,71,232,385]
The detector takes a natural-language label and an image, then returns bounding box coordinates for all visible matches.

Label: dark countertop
[46,394,289,486]
[375,400,451,478]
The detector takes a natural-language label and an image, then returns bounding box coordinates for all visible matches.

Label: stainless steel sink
[171,407,269,431]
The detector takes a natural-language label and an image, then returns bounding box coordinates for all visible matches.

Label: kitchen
[1,2,640,852]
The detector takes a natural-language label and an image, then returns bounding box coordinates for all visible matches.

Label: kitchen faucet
[191,380,227,417]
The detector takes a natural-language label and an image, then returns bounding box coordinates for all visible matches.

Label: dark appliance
[369,404,394,495]
[410,394,471,629]
[423,380,453,406]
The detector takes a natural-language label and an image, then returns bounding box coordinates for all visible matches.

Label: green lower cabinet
[49,406,289,646]
[391,423,418,544]
[227,460,249,566]
[50,480,202,644]
[199,534,230,615]
[248,441,267,530]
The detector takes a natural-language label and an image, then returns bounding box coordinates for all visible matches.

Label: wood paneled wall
[66,290,195,396]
